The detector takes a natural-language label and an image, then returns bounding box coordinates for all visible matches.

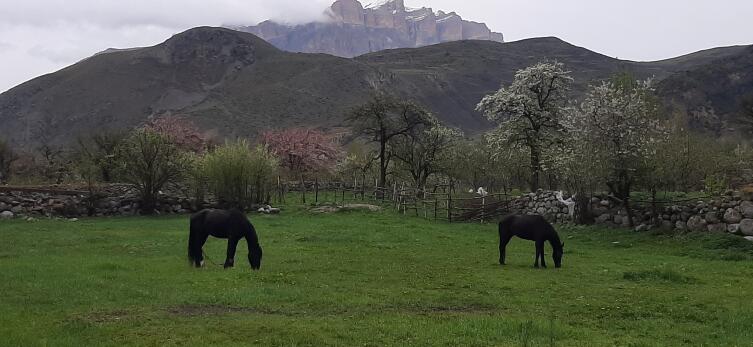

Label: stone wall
[0,185,197,220]
[509,190,753,239]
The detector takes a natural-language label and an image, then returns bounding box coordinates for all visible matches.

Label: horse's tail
[498,214,514,239]
[188,210,206,266]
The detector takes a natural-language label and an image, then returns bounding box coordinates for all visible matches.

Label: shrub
[115,129,190,214]
[0,139,19,184]
[73,156,106,216]
[200,140,278,209]
[75,131,127,183]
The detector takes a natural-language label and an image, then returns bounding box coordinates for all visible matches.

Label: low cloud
[1,0,333,28]
[0,0,335,91]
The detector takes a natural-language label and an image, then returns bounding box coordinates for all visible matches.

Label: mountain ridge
[1,26,751,148]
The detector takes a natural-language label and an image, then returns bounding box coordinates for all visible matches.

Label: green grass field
[1,206,753,346]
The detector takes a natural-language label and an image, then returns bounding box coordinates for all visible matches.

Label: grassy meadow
[1,205,753,346]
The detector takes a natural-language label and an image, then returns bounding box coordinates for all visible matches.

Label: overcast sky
[1,0,751,92]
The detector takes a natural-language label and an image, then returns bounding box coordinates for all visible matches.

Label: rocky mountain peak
[232,0,504,57]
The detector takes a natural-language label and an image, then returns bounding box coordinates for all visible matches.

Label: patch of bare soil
[166,304,286,317]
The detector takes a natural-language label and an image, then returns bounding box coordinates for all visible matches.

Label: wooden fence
[273,180,513,223]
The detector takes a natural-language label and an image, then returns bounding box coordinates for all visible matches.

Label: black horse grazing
[498,215,564,268]
[188,209,263,270]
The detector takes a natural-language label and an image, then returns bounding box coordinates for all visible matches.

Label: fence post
[434,197,438,220]
[415,191,419,217]
[481,196,486,224]
[447,192,452,223]
[300,176,306,204]
[315,178,319,203]
[423,190,428,219]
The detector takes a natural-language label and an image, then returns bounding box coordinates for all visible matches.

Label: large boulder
[728,224,741,234]
[741,201,753,218]
[596,214,612,224]
[343,204,382,212]
[723,208,743,224]
[675,221,687,231]
[0,211,13,219]
[707,224,727,233]
[613,215,623,225]
[705,211,720,224]
[740,219,753,236]
[686,215,707,232]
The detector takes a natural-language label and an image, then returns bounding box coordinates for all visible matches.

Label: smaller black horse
[188,209,263,270]
[498,214,564,268]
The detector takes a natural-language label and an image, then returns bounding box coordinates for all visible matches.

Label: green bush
[200,140,278,209]
[115,129,189,214]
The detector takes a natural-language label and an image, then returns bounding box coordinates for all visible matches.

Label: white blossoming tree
[565,74,665,227]
[477,61,573,191]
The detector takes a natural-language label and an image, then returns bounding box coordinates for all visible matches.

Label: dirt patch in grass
[166,304,287,317]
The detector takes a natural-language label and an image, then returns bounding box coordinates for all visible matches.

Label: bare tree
[390,121,462,190]
[75,131,127,182]
[347,94,433,193]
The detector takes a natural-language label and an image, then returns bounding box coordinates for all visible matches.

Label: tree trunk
[575,192,592,225]
[530,147,541,192]
[651,187,659,226]
[300,174,306,204]
[378,139,387,198]
[624,195,635,228]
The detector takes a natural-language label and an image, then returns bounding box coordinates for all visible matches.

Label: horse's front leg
[534,240,545,268]
[224,237,240,269]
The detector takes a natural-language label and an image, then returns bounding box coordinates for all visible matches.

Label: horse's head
[553,242,564,268]
[249,245,263,270]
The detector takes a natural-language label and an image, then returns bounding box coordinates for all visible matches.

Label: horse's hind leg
[499,235,512,265]
[190,232,210,268]
[535,240,547,268]
[224,237,240,269]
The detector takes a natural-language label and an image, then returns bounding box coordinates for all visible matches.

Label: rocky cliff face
[233,0,504,57]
